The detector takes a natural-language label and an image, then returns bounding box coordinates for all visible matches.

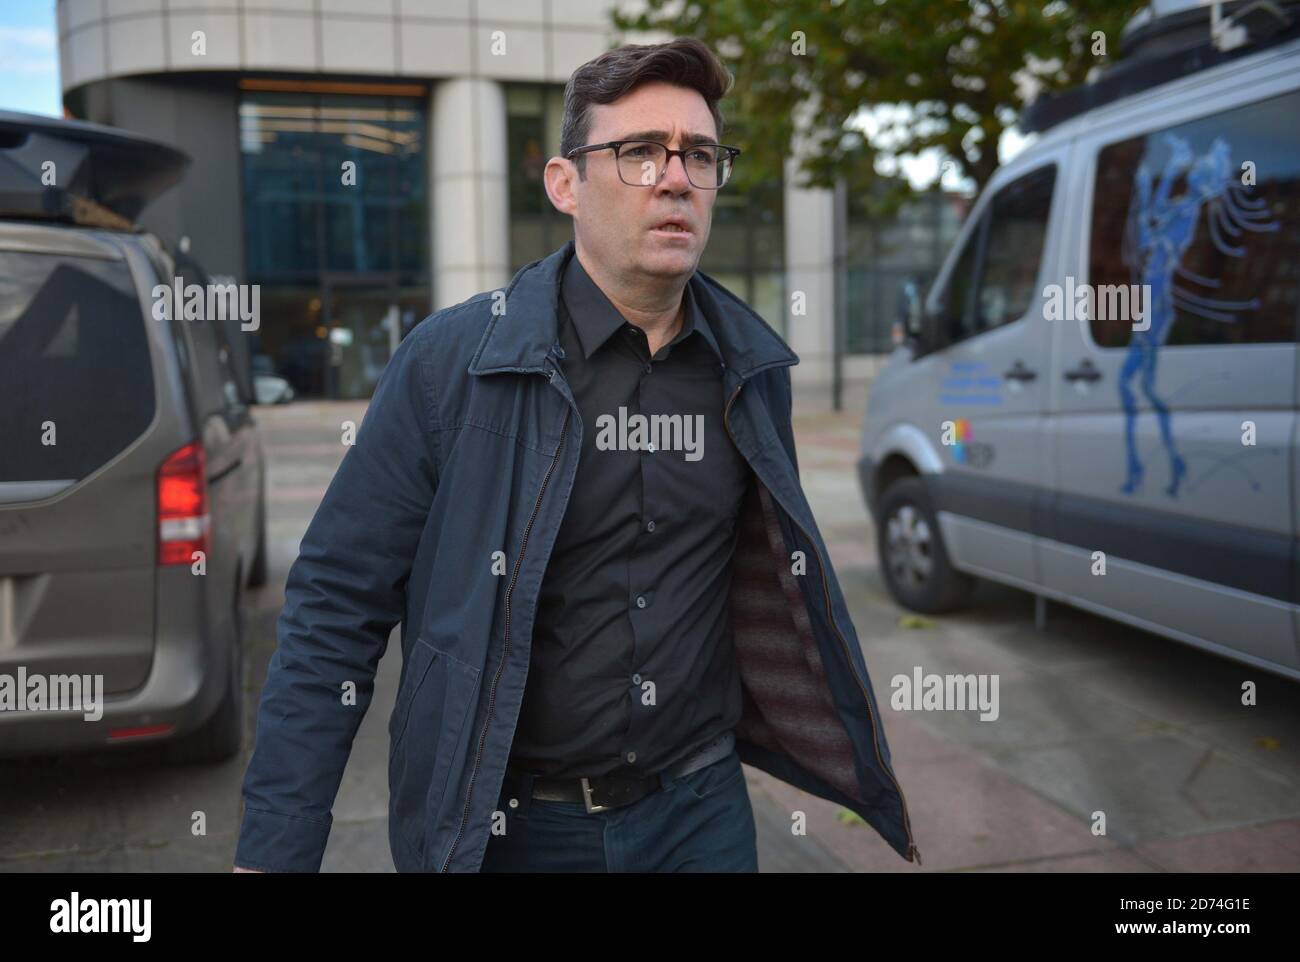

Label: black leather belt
[507,730,736,813]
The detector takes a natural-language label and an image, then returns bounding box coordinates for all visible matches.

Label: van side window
[1088,88,1300,347]
[186,315,243,421]
[976,166,1056,329]
[934,220,981,344]
[933,165,1056,346]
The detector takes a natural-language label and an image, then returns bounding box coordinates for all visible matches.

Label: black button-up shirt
[507,251,751,780]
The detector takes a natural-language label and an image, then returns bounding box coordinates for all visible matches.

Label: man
[234,37,919,873]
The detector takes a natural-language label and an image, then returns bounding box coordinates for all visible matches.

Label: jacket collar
[468,239,798,380]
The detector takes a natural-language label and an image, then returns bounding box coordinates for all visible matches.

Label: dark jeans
[480,749,759,872]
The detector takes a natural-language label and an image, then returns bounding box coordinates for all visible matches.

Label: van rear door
[0,225,177,696]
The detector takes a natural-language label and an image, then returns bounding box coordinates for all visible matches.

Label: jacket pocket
[390,637,437,756]
[388,637,481,864]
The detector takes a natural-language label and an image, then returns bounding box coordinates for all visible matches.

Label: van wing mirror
[893,279,930,351]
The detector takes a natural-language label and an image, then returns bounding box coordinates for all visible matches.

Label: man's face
[555,80,720,283]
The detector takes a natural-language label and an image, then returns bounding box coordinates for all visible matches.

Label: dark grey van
[0,111,268,762]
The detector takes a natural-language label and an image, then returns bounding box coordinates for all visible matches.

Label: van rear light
[108,724,175,742]
[157,441,210,566]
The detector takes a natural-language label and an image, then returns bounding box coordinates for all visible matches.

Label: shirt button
[644,363,652,374]
[632,673,642,685]
[635,595,647,609]
[508,797,518,808]
[646,520,655,532]
[647,442,656,453]
[626,751,637,763]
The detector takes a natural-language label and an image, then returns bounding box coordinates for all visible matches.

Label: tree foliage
[613,0,1144,201]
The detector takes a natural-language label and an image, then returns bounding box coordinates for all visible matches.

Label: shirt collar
[468,239,798,381]
[560,249,723,363]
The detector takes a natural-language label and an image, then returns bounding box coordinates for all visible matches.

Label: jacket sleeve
[234,326,439,872]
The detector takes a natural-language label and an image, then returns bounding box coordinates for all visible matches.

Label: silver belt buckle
[579,777,608,813]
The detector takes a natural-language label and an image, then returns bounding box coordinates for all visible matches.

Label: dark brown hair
[560,38,733,178]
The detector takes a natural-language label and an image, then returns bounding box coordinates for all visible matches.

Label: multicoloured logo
[944,417,994,469]
[951,418,973,464]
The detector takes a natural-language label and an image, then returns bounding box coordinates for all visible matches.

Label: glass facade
[846,189,969,353]
[505,83,787,335]
[506,85,570,273]
[239,89,430,398]
[699,180,785,336]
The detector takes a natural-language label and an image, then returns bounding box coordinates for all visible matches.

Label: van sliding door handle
[1003,360,1037,381]
[1063,360,1102,383]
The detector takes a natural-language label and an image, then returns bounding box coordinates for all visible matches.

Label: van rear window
[0,251,155,483]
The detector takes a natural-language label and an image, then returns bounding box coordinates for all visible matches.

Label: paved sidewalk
[4,398,1294,872]
[769,406,1300,872]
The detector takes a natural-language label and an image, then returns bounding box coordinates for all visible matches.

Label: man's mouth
[651,218,691,234]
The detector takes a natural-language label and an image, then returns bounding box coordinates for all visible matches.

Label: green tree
[614,0,1143,201]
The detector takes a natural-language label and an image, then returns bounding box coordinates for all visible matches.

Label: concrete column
[783,153,838,402]
[782,91,840,405]
[431,77,510,310]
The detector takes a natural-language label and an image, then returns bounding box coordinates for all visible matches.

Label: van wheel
[165,591,245,764]
[247,501,268,588]
[876,477,974,614]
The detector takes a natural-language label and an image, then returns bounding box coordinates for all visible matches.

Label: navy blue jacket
[235,239,920,872]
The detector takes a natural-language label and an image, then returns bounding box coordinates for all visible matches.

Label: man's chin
[638,240,699,277]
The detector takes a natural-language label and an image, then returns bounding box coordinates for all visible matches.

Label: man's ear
[544,157,579,217]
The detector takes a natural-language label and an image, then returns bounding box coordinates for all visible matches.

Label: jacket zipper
[439,389,571,873]
[723,382,922,866]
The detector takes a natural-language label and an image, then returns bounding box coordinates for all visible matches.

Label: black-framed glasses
[565,140,741,189]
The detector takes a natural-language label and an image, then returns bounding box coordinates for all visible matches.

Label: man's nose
[656,151,692,190]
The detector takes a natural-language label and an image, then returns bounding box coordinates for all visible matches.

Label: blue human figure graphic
[1118,134,1278,496]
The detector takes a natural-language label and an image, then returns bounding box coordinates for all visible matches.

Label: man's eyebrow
[617,130,718,146]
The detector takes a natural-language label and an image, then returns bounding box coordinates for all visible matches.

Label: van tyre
[876,477,974,614]
[165,590,245,764]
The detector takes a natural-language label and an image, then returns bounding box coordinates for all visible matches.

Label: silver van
[0,111,268,761]
[858,2,1300,681]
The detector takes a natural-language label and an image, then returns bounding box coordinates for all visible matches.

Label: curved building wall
[54,1,623,398]
[58,0,616,92]
[53,3,813,401]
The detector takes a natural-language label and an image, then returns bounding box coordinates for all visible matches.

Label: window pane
[1089,89,1300,347]
[697,179,786,333]
[0,253,155,483]
[253,287,328,398]
[975,165,1056,330]
[847,190,968,353]
[240,90,429,398]
[184,314,237,420]
[507,83,566,271]
[935,218,982,344]
[240,93,324,276]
